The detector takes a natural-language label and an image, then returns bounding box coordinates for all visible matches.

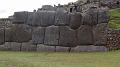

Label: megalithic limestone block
[59,26,77,47]
[37,44,55,52]
[98,9,109,23]
[44,26,59,46]
[70,12,82,29]
[32,27,45,44]
[77,25,93,45]
[82,7,98,26]
[93,23,108,46]
[13,11,28,24]
[54,11,70,26]
[5,28,13,42]
[0,29,5,45]
[29,11,55,27]
[21,42,36,51]
[26,12,35,26]
[10,24,32,43]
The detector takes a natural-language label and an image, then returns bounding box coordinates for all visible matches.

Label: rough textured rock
[70,13,82,29]
[98,9,109,23]
[54,11,70,26]
[11,24,32,43]
[26,12,35,26]
[41,5,56,11]
[0,29,5,45]
[29,11,55,27]
[77,25,93,45]
[71,45,108,52]
[5,28,14,42]
[93,23,108,46]
[10,42,21,51]
[82,7,98,26]
[21,42,36,51]
[32,27,45,44]
[37,44,55,52]
[13,11,28,24]
[2,42,11,50]
[44,26,59,46]
[55,46,69,52]
[59,26,77,47]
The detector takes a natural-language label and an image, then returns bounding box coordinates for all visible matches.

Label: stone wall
[106,29,120,50]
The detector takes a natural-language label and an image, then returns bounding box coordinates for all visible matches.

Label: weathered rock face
[77,25,93,45]
[32,27,45,44]
[98,9,109,24]
[107,29,120,50]
[70,13,82,29]
[93,23,108,46]
[59,26,77,47]
[0,29,5,45]
[27,11,55,27]
[37,44,55,52]
[13,11,28,24]
[7,24,32,43]
[44,26,59,46]
[54,11,70,26]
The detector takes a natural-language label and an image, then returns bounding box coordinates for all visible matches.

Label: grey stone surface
[21,42,36,51]
[82,7,98,26]
[59,26,77,47]
[26,12,35,26]
[37,44,55,52]
[32,27,45,44]
[10,42,21,51]
[0,29,5,45]
[56,46,69,52]
[77,25,93,45]
[70,13,82,29]
[54,11,70,26]
[98,9,109,23]
[30,11,55,27]
[13,11,28,24]
[11,24,32,43]
[71,45,108,52]
[44,26,59,46]
[93,23,108,46]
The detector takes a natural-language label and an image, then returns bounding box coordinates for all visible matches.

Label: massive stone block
[93,23,108,46]
[9,24,32,43]
[0,29,5,45]
[82,7,98,26]
[13,11,28,24]
[10,42,21,51]
[26,12,35,26]
[70,12,82,29]
[32,27,45,44]
[28,11,55,27]
[77,25,93,45]
[44,26,59,46]
[55,46,69,52]
[71,45,108,52]
[98,9,109,23]
[59,26,77,47]
[54,11,70,26]
[37,44,55,52]
[21,42,36,51]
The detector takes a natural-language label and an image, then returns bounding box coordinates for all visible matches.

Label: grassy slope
[0,51,120,67]
[109,8,120,29]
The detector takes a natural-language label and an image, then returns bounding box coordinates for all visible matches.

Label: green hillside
[109,8,120,29]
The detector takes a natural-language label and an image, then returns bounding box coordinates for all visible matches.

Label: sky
[0,0,77,18]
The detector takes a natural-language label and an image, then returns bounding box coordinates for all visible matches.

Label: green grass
[0,51,120,67]
[109,8,120,29]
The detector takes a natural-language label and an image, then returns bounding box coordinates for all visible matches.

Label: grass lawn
[0,51,120,67]
[109,8,120,29]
